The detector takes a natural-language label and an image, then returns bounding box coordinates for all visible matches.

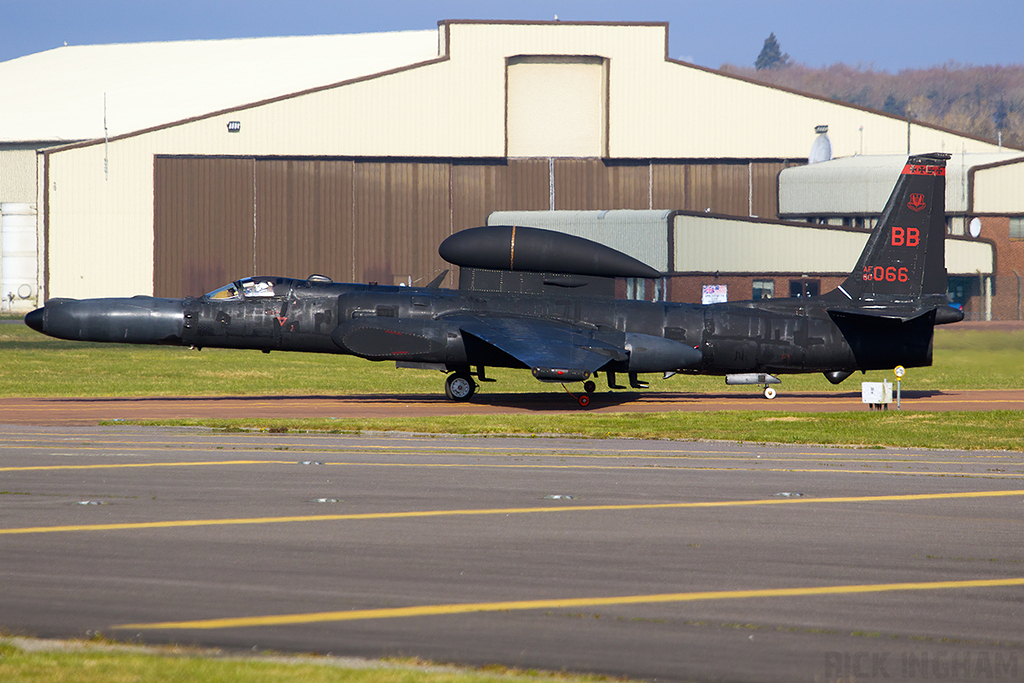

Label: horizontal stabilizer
[827,303,963,325]
[826,306,930,323]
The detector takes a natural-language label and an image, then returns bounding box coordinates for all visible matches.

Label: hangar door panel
[450,159,550,240]
[155,157,356,297]
[255,159,354,282]
[507,56,607,158]
[154,156,783,299]
[155,157,448,297]
[352,161,451,287]
[154,157,255,297]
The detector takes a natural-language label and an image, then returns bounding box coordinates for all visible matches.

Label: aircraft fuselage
[26,153,962,402]
[31,277,935,380]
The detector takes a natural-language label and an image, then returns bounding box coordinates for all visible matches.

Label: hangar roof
[0,30,439,143]
[779,153,1024,216]
[17,21,1010,158]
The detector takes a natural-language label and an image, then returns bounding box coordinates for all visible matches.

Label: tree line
[721,36,1024,149]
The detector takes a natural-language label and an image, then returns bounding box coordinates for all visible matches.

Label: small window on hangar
[1010,217,1024,240]
[752,279,774,300]
[790,279,820,298]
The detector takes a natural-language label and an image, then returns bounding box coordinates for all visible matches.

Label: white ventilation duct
[809,124,833,164]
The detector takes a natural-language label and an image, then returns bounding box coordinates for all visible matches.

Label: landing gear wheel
[763,386,777,400]
[583,380,596,394]
[445,373,476,401]
[577,394,592,408]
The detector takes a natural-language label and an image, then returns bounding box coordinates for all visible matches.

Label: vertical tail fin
[836,153,949,304]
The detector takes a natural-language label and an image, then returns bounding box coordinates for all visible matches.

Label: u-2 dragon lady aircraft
[26,153,962,406]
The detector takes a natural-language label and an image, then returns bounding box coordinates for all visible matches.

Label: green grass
[0,639,621,683]
[4,323,1024,450]
[130,410,1024,452]
[2,324,1023,397]
[0,325,509,397]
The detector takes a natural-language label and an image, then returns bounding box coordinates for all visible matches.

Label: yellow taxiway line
[3,489,1022,536]
[114,577,1024,630]
[0,460,294,472]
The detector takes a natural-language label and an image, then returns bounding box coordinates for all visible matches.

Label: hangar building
[490,152,1024,320]
[0,20,1020,319]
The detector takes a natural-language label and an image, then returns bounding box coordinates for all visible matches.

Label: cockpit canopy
[205,277,278,301]
[204,275,333,301]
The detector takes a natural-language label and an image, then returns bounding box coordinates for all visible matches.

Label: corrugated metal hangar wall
[153,157,786,297]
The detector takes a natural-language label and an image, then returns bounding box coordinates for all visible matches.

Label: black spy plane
[26,153,962,407]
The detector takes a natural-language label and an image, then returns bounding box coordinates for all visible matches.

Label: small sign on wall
[701,284,727,304]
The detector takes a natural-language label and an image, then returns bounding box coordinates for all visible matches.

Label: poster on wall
[701,284,727,305]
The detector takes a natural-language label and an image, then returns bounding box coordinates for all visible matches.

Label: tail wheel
[583,380,596,394]
[445,373,476,401]
[763,386,777,400]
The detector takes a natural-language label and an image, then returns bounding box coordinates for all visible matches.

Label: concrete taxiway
[2,425,1022,681]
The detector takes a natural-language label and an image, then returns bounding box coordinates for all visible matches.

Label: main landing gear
[443,366,598,408]
[441,368,651,409]
[443,366,495,402]
[444,372,476,401]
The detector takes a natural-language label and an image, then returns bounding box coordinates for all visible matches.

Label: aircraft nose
[24,307,44,333]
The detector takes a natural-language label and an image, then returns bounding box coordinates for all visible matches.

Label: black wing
[445,314,625,382]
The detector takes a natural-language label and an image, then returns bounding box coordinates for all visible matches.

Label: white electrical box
[862,381,893,406]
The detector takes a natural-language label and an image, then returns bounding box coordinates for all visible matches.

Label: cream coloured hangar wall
[671,215,992,276]
[972,159,1024,214]
[41,21,1007,299]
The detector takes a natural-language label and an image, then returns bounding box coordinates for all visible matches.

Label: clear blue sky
[2,0,1022,71]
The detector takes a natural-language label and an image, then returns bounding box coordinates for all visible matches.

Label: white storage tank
[1,202,38,312]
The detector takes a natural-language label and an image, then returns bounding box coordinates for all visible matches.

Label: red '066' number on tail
[863,266,909,282]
